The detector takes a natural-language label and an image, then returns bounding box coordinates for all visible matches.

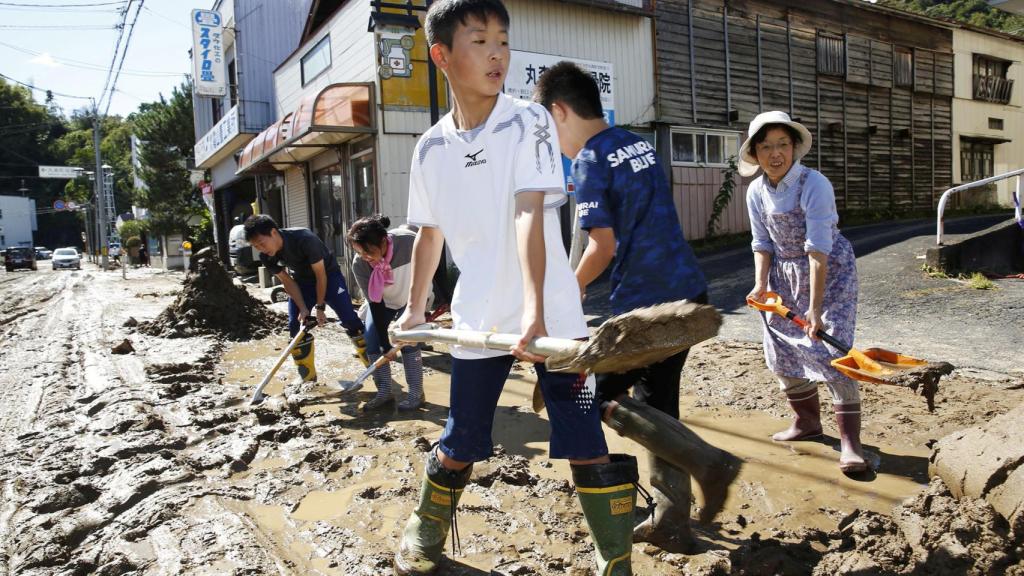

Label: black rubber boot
[633,453,695,553]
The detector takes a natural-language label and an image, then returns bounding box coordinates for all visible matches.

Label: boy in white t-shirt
[392,1,639,575]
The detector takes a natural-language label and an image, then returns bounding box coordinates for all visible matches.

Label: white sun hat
[737,111,813,178]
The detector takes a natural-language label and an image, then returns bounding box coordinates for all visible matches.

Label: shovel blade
[831,347,929,384]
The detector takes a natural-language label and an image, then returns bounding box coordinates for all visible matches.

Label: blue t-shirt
[573,126,707,314]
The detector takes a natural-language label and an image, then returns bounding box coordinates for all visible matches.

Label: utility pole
[93,106,108,270]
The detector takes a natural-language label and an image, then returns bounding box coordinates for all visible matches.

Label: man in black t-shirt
[244,215,368,388]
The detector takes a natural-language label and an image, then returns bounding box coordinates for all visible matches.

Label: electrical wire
[0,1,126,6]
[0,41,185,77]
[102,0,144,116]
[96,0,131,112]
[0,71,94,100]
[0,24,115,30]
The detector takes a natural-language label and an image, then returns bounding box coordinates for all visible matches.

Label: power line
[97,0,131,111]
[102,0,144,116]
[0,40,185,77]
[0,71,94,100]
[143,5,188,29]
[0,24,116,30]
[0,1,126,6]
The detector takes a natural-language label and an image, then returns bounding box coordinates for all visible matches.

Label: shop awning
[236,83,374,174]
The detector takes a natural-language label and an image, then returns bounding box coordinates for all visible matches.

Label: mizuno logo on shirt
[464,149,487,168]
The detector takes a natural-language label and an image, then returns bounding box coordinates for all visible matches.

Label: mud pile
[140,247,278,340]
[807,404,1024,575]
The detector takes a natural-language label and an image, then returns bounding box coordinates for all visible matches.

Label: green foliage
[966,272,996,289]
[133,80,205,237]
[53,114,134,212]
[117,219,149,243]
[878,0,1024,35]
[125,236,142,249]
[706,156,739,238]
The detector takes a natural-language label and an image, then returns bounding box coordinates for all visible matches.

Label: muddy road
[1,264,1021,575]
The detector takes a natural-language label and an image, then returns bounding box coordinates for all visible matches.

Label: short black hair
[534,61,604,120]
[347,214,391,251]
[243,214,278,240]
[750,123,803,149]
[425,0,510,48]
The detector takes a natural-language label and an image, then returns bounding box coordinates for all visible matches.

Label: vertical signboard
[192,9,226,97]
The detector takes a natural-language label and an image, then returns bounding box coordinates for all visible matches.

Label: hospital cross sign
[192,9,226,97]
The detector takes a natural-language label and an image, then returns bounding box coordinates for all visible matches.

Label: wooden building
[652,0,956,239]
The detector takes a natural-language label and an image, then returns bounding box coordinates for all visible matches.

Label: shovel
[338,346,400,394]
[392,300,722,374]
[747,292,952,411]
[250,319,315,405]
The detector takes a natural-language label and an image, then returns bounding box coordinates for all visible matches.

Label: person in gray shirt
[346,215,431,411]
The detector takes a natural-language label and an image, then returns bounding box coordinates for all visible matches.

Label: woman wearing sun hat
[741,111,867,474]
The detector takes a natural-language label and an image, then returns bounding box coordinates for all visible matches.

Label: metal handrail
[936,167,1024,244]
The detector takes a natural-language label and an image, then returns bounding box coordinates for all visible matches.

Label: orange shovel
[746,292,952,411]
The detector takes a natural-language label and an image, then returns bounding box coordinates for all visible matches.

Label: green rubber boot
[394,449,473,575]
[572,454,639,576]
[290,332,317,384]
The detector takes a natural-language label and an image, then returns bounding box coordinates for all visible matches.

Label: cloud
[29,53,61,68]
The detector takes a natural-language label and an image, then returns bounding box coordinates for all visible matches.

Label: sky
[1,0,198,118]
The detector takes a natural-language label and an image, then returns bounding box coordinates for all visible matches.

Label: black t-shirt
[259,228,339,283]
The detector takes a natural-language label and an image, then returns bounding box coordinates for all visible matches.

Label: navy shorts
[438,355,608,463]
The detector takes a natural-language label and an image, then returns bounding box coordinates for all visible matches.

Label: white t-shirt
[408,94,588,359]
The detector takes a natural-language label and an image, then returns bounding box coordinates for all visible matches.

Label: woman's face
[352,240,386,265]
[754,126,796,184]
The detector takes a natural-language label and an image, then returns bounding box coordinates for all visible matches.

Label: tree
[0,79,78,248]
[133,80,205,237]
[878,0,1024,36]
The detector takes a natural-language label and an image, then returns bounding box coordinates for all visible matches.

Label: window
[211,97,223,124]
[227,59,238,108]
[301,36,331,86]
[989,117,1004,130]
[973,55,1013,104]
[817,33,846,76]
[960,140,994,183]
[671,130,740,166]
[974,55,1009,79]
[894,49,913,88]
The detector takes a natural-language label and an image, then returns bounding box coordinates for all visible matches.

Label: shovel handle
[391,326,585,358]
[746,292,851,354]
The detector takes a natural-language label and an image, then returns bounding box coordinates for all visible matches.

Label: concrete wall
[0,196,37,248]
[952,28,1024,207]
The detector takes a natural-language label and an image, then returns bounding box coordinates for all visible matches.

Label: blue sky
[1,0,196,118]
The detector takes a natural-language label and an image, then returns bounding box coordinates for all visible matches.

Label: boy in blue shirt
[536,62,741,553]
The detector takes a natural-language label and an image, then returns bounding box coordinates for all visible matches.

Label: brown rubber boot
[772,389,823,442]
[604,397,742,524]
[632,453,695,554]
[835,403,868,473]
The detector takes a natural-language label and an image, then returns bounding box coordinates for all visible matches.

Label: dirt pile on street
[140,247,278,340]
[804,405,1024,575]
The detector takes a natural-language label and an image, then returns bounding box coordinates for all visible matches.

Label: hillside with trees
[878,0,1024,36]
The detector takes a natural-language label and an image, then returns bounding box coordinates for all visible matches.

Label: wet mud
[2,268,1023,575]
[139,248,279,341]
[548,301,723,374]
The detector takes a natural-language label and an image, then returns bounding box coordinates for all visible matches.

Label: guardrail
[936,167,1024,244]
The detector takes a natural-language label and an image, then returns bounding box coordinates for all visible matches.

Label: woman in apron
[740,111,867,474]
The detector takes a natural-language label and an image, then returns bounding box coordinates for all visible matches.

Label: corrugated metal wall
[378,134,420,224]
[236,0,312,132]
[284,167,310,228]
[672,167,750,240]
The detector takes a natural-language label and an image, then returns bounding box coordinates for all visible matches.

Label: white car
[52,248,82,270]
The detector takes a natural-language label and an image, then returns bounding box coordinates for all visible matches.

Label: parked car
[52,247,82,270]
[35,246,52,260]
[5,246,37,271]
[228,223,257,275]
